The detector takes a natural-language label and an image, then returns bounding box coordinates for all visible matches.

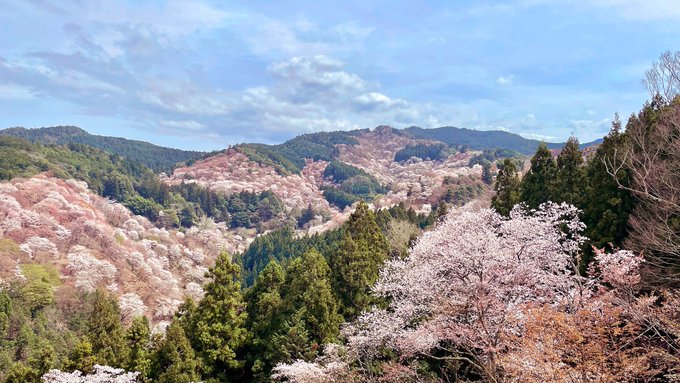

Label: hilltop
[0,126,206,173]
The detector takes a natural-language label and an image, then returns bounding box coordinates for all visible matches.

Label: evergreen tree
[330,202,389,320]
[127,316,152,381]
[482,162,493,185]
[554,136,586,205]
[283,249,342,345]
[63,338,97,373]
[580,116,635,270]
[491,158,521,216]
[188,252,249,380]
[520,143,557,209]
[154,320,201,383]
[246,261,286,380]
[86,290,129,367]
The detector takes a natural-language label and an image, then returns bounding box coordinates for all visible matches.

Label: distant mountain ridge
[0,126,206,173]
[403,126,603,155]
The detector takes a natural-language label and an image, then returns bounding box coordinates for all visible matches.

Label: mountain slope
[0,174,249,328]
[404,126,602,154]
[0,126,206,173]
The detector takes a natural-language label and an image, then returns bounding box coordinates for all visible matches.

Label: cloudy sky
[1,0,678,150]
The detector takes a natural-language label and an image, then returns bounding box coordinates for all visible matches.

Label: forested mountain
[404,125,602,154]
[0,126,205,173]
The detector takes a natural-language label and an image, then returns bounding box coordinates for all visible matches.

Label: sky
[1,0,679,151]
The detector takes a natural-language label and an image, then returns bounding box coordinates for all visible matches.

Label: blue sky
[1,0,678,150]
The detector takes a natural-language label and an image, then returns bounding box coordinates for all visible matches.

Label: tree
[188,252,249,380]
[581,116,634,270]
[283,249,342,345]
[609,99,680,285]
[63,339,97,374]
[481,162,493,185]
[153,320,200,383]
[86,290,129,368]
[520,143,557,209]
[246,261,286,380]
[553,136,585,205]
[342,204,586,381]
[329,202,389,320]
[126,317,151,381]
[491,158,521,216]
[642,50,680,103]
[41,365,140,383]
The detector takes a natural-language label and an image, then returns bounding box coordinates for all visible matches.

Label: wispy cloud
[0,0,670,150]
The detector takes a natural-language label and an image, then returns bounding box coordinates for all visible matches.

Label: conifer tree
[482,162,493,185]
[127,316,152,381]
[330,202,389,320]
[63,338,97,373]
[154,320,201,383]
[188,251,249,380]
[86,290,129,367]
[520,143,557,209]
[246,260,286,380]
[283,249,341,344]
[554,136,586,205]
[580,116,634,270]
[491,158,521,216]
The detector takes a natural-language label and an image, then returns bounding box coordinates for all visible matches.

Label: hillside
[404,126,602,154]
[0,174,250,329]
[167,126,493,228]
[0,126,205,173]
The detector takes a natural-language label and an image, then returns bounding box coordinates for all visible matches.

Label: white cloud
[0,83,36,100]
[496,75,515,86]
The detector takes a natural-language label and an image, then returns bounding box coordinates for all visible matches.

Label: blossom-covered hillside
[165,148,338,217]
[0,174,248,328]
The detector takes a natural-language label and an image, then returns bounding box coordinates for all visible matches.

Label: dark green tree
[554,136,586,205]
[245,261,286,380]
[330,202,389,320]
[481,162,493,185]
[127,316,152,381]
[580,116,634,270]
[520,143,557,209]
[491,158,521,216]
[283,249,342,345]
[153,320,201,383]
[188,252,249,380]
[86,290,129,367]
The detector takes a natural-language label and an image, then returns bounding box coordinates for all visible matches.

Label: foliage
[491,158,521,216]
[467,147,521,167]
[185,252,249,380]
[520,142,557,209]
[0,126,204,174]
[393,143,449,162]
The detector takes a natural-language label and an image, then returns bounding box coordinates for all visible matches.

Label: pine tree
[63,338,97,373]
[554,136,586,205]
[86,290,129,367]
[283,249,342,344]
[482,162,493,185]
[330,202,389,320]
[246,261,286,380]
[521,143,557,209]
[580,116,635,270]
[491,158,521,216]
[154,320,201,383]
[127,316,152,381]
[188,251,249,380]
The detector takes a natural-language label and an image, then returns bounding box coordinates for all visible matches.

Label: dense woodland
[0,126,205,174]
[2,53,680,383]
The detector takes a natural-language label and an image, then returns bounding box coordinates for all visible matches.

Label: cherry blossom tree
[41,365,139,383]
